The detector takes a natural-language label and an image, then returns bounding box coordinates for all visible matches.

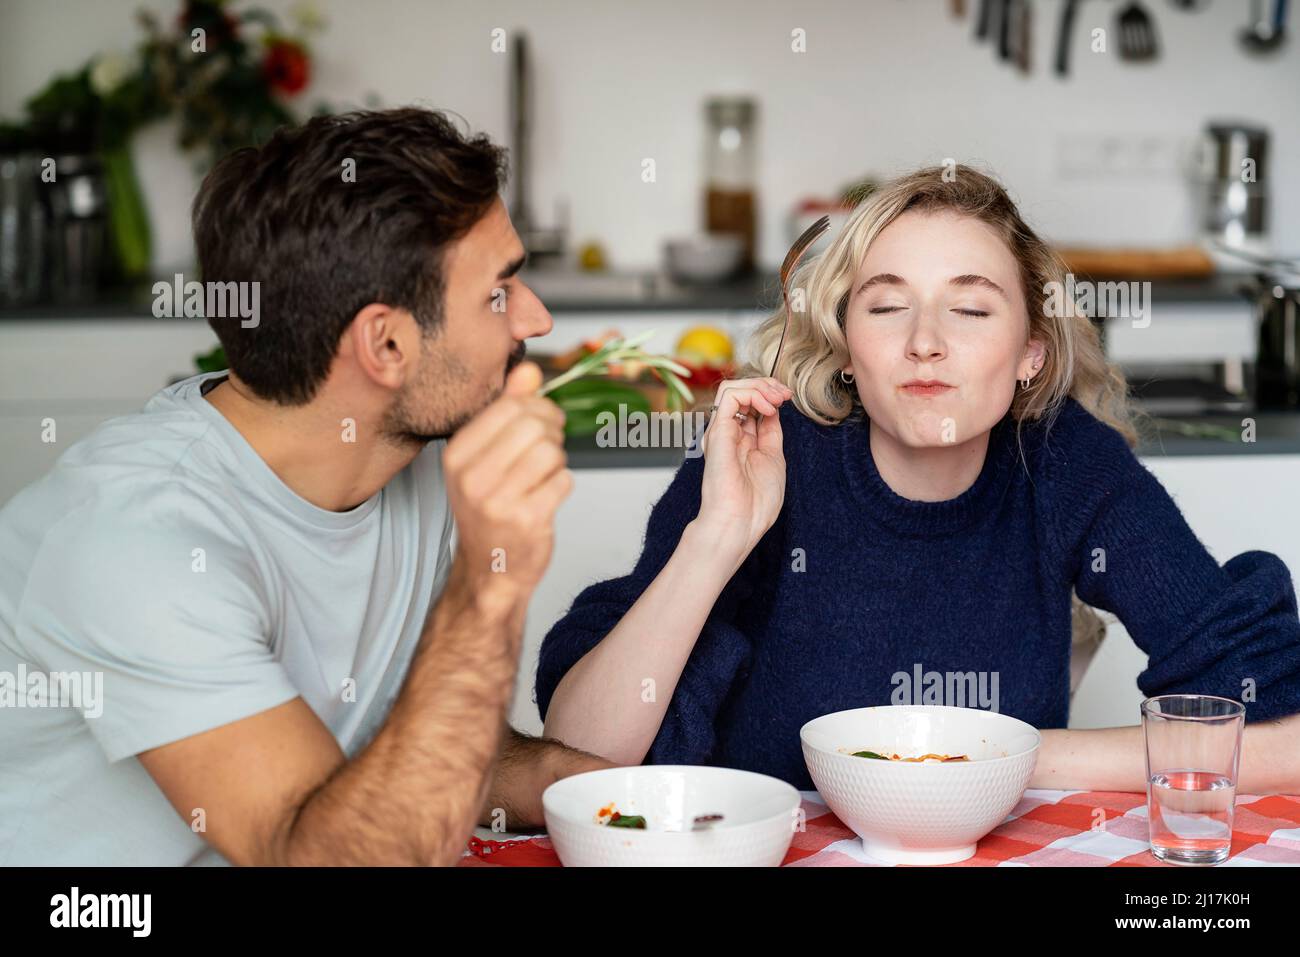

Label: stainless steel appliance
[1202,122,1270,249]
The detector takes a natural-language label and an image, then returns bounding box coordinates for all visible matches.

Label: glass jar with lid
[704,96,757,273]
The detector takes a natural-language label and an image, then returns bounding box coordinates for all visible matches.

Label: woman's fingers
[701,386,778,456]
[698,378,792,457]
[755,396,784,455]
[714,377,792,410]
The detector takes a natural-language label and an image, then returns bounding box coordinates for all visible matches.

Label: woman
[536,165,1300,793]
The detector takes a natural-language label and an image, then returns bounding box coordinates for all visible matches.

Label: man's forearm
[477,728,618,832]
[280,560,526,865]
[1029,714,1300,794]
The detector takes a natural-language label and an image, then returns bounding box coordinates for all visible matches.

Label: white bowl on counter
[542,764,801,867]
[801,705,1041,865]
[663,234,744,284]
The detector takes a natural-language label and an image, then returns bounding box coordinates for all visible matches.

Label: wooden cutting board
[1053,245,1216,279]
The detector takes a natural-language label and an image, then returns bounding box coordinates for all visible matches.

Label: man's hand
[443,361,572,621]
[478,728,618,832]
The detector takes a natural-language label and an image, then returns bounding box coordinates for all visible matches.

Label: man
[0,108,611,866]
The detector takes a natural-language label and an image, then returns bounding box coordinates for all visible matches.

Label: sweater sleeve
[534,450,770,765]
[1050,403,1300,723]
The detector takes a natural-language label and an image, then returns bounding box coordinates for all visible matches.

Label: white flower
[289,0,326,33]
[90,52,133,97]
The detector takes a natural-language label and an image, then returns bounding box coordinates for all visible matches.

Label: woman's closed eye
[867,305,990,317]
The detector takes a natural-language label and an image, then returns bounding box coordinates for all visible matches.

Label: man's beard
[504,340,526,378]
[381,341,527,446]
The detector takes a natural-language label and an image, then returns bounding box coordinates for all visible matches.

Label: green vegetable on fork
[537,331,695,413]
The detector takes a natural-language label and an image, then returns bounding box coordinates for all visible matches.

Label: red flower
[262,39,309,95]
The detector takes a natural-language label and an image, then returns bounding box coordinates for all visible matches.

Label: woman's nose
[904,313,946,362]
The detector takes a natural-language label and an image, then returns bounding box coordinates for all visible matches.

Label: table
[459,788,1300,867]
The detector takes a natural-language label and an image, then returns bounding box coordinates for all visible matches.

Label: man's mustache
[506,342,527,372]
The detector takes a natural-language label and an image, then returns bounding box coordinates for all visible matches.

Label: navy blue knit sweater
[535,397,1300,790]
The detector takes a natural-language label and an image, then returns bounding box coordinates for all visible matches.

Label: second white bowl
[801,706,1041,864]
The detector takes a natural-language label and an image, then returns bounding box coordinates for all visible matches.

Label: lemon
[676,326,733,365]
[578,242,607,271]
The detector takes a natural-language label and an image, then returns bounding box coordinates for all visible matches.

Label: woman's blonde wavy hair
[740,163,1139,671]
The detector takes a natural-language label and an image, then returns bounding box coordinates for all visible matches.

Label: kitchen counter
[0,271,1260,320]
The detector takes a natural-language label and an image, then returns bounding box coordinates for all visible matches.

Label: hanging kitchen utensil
[1240,0,1289,53]
[1116,1,1160,61]
[1055,0,1081,75]
[998,0,1014,59]
[1013,0,1032,73]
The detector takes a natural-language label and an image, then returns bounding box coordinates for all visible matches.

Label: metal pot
[0,152,48,305]
[1214,242,1300,409]
[46,153,108,302]
[1249,271,1300,409]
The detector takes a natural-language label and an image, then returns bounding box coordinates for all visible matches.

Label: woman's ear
[1020,338,1047,379]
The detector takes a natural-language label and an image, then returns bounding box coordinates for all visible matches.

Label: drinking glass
[1141,694,1245,866]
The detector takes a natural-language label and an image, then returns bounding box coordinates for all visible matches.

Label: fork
[720,215,831,427]
[768,215,832,378]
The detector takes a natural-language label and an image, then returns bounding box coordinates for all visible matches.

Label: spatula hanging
[1116,1,1159,61]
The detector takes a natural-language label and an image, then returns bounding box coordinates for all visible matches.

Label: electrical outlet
[1056,132,1189,179]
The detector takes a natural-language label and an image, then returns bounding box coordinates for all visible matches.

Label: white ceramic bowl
[663,234,744,284]
[542,765,800,867]
[801,706,1040,864]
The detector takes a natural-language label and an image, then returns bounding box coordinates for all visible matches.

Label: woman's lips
[900,382,955,397]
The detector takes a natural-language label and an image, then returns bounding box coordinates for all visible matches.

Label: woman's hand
[694,376,791,565]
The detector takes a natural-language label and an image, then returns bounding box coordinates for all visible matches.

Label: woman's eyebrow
[855,273,906,294]
[855,272,1009,301]
[949,273,1009,301]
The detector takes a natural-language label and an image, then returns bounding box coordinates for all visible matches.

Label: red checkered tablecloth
[459,788,1300,867]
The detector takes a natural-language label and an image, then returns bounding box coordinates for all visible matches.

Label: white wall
[3,0,1298,273]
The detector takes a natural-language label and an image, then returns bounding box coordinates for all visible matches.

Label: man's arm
[139,557,524,865]
[476,727,618,832]
[1028,713,1300,794]
[138,362,572,865]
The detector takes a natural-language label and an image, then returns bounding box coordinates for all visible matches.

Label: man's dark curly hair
[193,107,508,405]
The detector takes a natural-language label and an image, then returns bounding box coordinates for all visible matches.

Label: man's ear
[346,303,418,391]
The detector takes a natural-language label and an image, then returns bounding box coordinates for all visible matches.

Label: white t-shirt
[0,371,454,865]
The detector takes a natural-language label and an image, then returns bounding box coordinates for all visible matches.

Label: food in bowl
[802,706,1040,865]
[848,750,969,762]
[595,804,647,829]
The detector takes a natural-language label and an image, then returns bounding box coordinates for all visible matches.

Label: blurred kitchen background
[2,0,1298,733]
